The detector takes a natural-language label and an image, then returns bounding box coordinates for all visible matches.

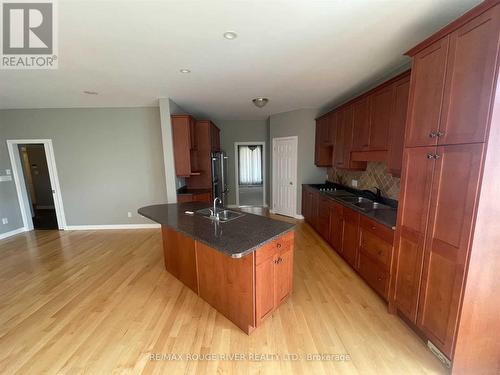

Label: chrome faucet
[211,197,222,219]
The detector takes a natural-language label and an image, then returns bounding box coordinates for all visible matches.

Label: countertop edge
[138,208,295,258]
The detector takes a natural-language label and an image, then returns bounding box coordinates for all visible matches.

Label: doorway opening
[7,139,66,231]
[235,142,266,207]
[18,144,58,229]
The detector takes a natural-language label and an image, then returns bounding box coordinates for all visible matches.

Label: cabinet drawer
[359,229,392,269]
[255,231,294,265]
[358,253,389,300]
[359,215,394,244]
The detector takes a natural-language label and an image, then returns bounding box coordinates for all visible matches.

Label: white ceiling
[0,0,482,120]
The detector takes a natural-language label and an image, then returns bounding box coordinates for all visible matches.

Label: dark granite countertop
[305,184,398,230]
[138,202,295,258]
[176,187,211,195]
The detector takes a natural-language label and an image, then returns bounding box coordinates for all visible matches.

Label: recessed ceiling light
[223,31,237,40]
[180,68,191,73]
[252,98,269,108]
[83,90,98,95]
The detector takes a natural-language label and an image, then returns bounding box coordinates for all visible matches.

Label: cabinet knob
[434,154,441,159]
[429,131,438,138]
[371,226,376,230]
[436,131,445,137]
[427,153,435,160]
[377,276,383,281]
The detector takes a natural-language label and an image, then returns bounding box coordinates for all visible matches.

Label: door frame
[234,141,266,207]
[272,136,298,218]
[7,139,67,230]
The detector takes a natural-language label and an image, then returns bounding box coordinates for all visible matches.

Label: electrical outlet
[351,179,358,188]
[127,212,132,218]
[2,218,8,225]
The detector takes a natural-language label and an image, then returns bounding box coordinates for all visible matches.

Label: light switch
[351,179,358,188]
[0,176,12,182]
[6,169,11,175]
[2,218,8,225]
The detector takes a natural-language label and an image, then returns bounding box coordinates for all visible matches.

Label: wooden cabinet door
[329,203,344,252]
[317,196,331,241]
[405,37,449,147]
[387,75,410,176]
[171,115,193,177]
[162,226,198,293]
[393,147,436,322]
[275,249,293,305]
[256,256,275,324]
[310,190,319,230]
[301,188,309,221]
[417,143,483,358]
[351,97,370,151]
[327,112,337,145]
[438,7,500,146]
[369,86,393,150]
[333,109,347,168]
[210,123,221,152]
[315,117,332,166]
[341,208,360,268]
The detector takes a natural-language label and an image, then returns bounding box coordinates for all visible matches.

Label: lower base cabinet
[302,186,395,303]
[162,226,294,334]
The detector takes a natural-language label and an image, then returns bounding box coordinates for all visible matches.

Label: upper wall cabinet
[387,75,411,176]
[351,97,370,152]
[317,70,410,174]
[405,38,449,148]
[314,114,335,167]
[171,115,200,177]
[369,85,393,151]
[405,6,500,148]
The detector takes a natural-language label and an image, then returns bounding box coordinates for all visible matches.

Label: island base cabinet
[161,226,294,335]
[197,242,256,334]
[255,233,295,326]
[161,226,198,293]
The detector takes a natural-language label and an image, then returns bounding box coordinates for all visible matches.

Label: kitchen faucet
[211,197,222,219]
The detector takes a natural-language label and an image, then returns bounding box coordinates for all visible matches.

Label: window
[238,145,263,185]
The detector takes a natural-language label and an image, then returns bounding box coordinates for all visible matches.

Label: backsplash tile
[327,162,401,200]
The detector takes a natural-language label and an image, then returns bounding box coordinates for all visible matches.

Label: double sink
[324,191,393,212]
[195,207,245,223]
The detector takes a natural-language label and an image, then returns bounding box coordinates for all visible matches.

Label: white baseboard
[0,227,28,240]
[294,214,304,220]
[65,224,161,230]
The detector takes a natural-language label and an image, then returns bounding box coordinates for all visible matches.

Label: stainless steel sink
[195,208,245,222]
[337,196,372,204]
[353,201,392,211]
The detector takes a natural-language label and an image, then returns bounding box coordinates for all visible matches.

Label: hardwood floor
[0,219,446,374]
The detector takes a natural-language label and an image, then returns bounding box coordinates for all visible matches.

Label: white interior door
[272,136,298,217]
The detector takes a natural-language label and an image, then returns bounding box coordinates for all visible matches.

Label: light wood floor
[0,218,446,374]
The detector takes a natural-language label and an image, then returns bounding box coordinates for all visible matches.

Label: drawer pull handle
[377,276,383,281]
[277,243,282,249]
[371,226,376,230]
[274,257,283,264]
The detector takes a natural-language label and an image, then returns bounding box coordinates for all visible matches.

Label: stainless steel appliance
[211,151,228,205]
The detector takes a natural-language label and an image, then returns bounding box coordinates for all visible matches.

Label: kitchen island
[138,202,295,334]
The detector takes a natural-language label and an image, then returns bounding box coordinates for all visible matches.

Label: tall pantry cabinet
[390,1,500,374]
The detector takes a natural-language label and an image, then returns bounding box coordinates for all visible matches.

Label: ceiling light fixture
[223,31,238,40]
[83,90,98,95]
[252,97,269,108]
[179,69,191,73]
